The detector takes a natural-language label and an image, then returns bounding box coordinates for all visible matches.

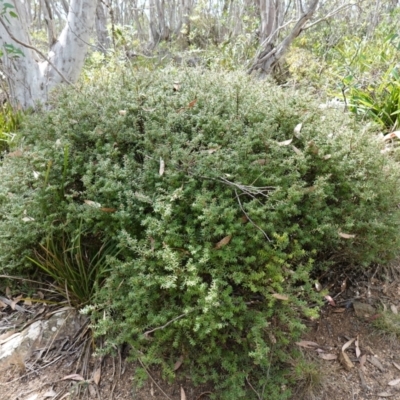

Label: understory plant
[346,65,400,130]
[1,68,400,398]
[27,227,118,307]
[0,103,22,153]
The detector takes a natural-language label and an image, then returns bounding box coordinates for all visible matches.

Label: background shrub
[0,103,22,153]
[1,68,400,398]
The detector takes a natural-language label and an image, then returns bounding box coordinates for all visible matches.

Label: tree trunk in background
[249,0,319,77]
[95,0,111,52]
[258,0,281,43]
[41,0,57,46]
[0,0,97,109]
[149,0,160,46]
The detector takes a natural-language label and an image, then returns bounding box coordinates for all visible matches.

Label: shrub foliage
[1,69,400,398]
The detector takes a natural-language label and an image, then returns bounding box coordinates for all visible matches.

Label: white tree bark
[0,0,97,109]
[249,0,320,76]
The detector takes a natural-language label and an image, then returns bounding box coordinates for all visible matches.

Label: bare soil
[2,265,400,400]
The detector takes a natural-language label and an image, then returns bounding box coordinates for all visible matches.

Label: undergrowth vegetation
[1,68,400,398]
[0,103,22,153]
[287,11,400,130]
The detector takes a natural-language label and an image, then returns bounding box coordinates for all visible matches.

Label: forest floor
[2,263,400,400]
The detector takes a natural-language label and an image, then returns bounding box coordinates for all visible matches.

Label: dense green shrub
[1,68,400,398]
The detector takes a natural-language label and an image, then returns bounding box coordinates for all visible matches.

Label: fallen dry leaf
[377,392,394,397]
[355,336,361,358]
[388,378,400,386]
[149,236,155,251]
[174,355,184,371]
[338,231,356,239]
[294,123,302,137]
[332,308,346,313]
[368,355,385,372]
[383,131,400,141]
[271,293,289,301]
[93,367,101,385]
[368,313,381,321]
[391,304,398,314]
[315,281,322,291]
[62,374,85,381]
[278,138,293,146]
[342,338,355,352]
[43,389,57,398]
[181,386,187,400]
[339,350,354,371]
[119,110,127,116]
[323,154,332,160]
[269,333,277,344]
[308,141,319,154]
[84,199,101,208]
[89,385,97,397]
[360,354,367,369]
[292,145,302,155]
[6,287,11,298]
[7,149,23,157]
[11,295,23,310]
[296,341,319,348]
[100,207,117,213]
[240,215,248,223]
[24,298,32,306]
[393,362,400,371]
[0,299,7,308]
[252,158,267,165]
[188,99,197,108]
[324,295,336,306]
[358,368,369,390]
[214,235,232,249]
[159,157,165,176]
[318,353,337,360]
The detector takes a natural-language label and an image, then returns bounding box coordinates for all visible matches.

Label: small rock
[353,301,376,320]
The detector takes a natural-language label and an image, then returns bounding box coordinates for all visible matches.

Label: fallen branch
[143,313,187,339]
[234,189,271,242]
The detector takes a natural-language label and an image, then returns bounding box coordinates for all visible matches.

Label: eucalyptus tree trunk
[95,0,111,52]
[0,0,97,109]
[258,0,283,43]
[249,0,320,76]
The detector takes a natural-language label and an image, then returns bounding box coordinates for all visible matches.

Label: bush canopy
[1,68,400,398]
